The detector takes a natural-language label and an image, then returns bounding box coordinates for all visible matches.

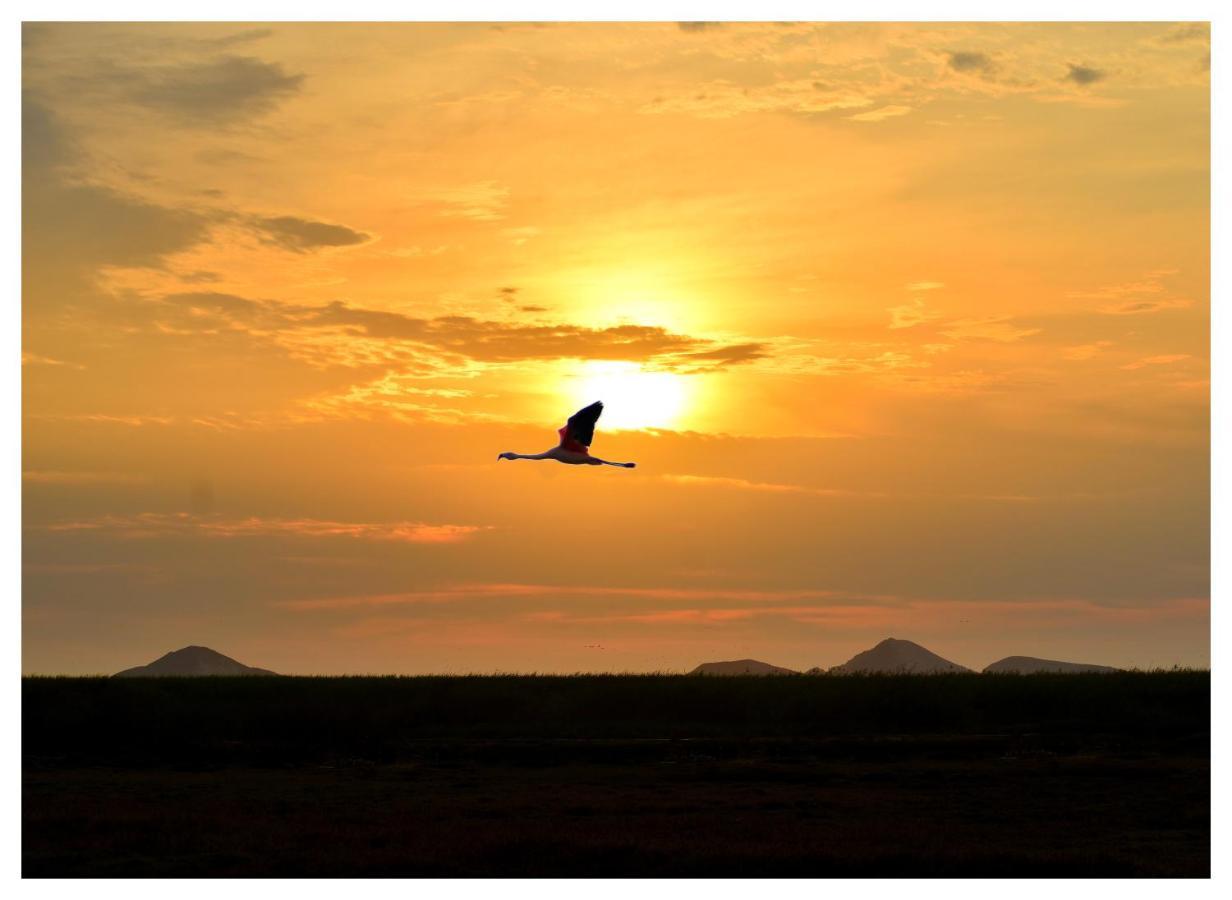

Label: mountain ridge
[984,655,1119,674]
[690,658,797,676]
[113,645,277,678]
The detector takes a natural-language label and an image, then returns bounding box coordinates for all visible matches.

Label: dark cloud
[23,95,211,305]
[1099,299,1190,315]
[1065,63,1106,86]
[125,56,303,123]
[1157,23,1208,44]
[677,22,722,32]
[252,216,370,253]
[179,270,222,284]
[202,28,276,49]
[149,292,766,369]
[22,94,76,171]
[947,51,997,77]
[671,343,768,366]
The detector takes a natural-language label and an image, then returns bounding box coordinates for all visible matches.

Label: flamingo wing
[563,401,604,448]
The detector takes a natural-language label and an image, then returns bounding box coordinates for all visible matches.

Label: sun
[568,361,688,431]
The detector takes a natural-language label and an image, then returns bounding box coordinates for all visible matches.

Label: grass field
[23,672,1210,877]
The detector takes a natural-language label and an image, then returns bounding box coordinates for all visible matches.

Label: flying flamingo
[498,401,636,468]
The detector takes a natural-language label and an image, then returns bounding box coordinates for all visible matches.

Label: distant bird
[498,401,636,468]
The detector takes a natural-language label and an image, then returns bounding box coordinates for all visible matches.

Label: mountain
[113,646,277,677]
[983,655,1119,674]
[691,658,796,676]
[830,638,972,674]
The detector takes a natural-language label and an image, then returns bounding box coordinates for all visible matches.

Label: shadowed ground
[23,673,1209,877]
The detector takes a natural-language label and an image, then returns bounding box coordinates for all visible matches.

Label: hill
[691,658,796,675]
[830,638,971,674]
[984,655,1119,674]
[113,645,277,677]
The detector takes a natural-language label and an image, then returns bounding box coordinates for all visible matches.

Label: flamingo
[497,401,636,468]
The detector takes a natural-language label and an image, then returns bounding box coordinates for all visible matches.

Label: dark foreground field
[23,672,1209,877]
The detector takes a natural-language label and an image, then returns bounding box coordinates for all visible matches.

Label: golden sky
[22,21,1210,673]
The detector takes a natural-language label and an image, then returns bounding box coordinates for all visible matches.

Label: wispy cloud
[1061,340,1113,361]
[640,78,875,119]
[1100,297,1192,316]
[41,513,487,544]
[22,352,83,369]
[846,104,912,122]
[278,582,896,611]
[1069,269,1194,315]
[425,181,510,221]
[31,413,176,427]
[940,316,1041,343]
[312,589,1209,636]
[1120,354,1191,371]
[23,470,147,485]
[659,473,866,498]
[888,299,942,329]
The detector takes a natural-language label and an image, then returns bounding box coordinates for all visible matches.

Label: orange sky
[22,22,1209,674]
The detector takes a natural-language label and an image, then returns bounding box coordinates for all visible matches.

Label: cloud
[888,299,941,329]
[139,291,767,372]
[1061,341,1113,361]
[179,269,222,283]
[846,104,912,122]
[426,181,509,221]
[947,51,998,77]
[1120,354,1191,371]
[277,582,891,611]
[279,585,1207,647]
[1156,23,1208,44]
[124,55,304,123]
[1070,269,1194,315]
[42,512,487,544]
[906,281,944,292]
[22,352,83,369]
[23,470,147,485]
[33,413,175,427]
[768,347,928,378]
[504,226,540,245]
[1099,298,1192,315]
[677,22,722,33]
[251,215,370,253]
[201,28,276,49]
[25,562,158,576]
[940,317,1041,343]
[1065,63,1106,86]
[659,474,865,498]
[658,342,769,372]
[22,95,212,307]
[641,79,875,119]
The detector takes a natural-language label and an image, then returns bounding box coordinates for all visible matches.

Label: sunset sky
[22,21,1210,674]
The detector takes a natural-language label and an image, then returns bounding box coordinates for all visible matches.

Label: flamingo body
[498,401,636,468]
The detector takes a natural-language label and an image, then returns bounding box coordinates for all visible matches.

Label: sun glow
[569,362,689,431]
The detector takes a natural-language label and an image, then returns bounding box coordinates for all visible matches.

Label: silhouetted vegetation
[23,672,1209,876]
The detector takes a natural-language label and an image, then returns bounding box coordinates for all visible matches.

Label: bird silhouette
[498,401,636,468]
